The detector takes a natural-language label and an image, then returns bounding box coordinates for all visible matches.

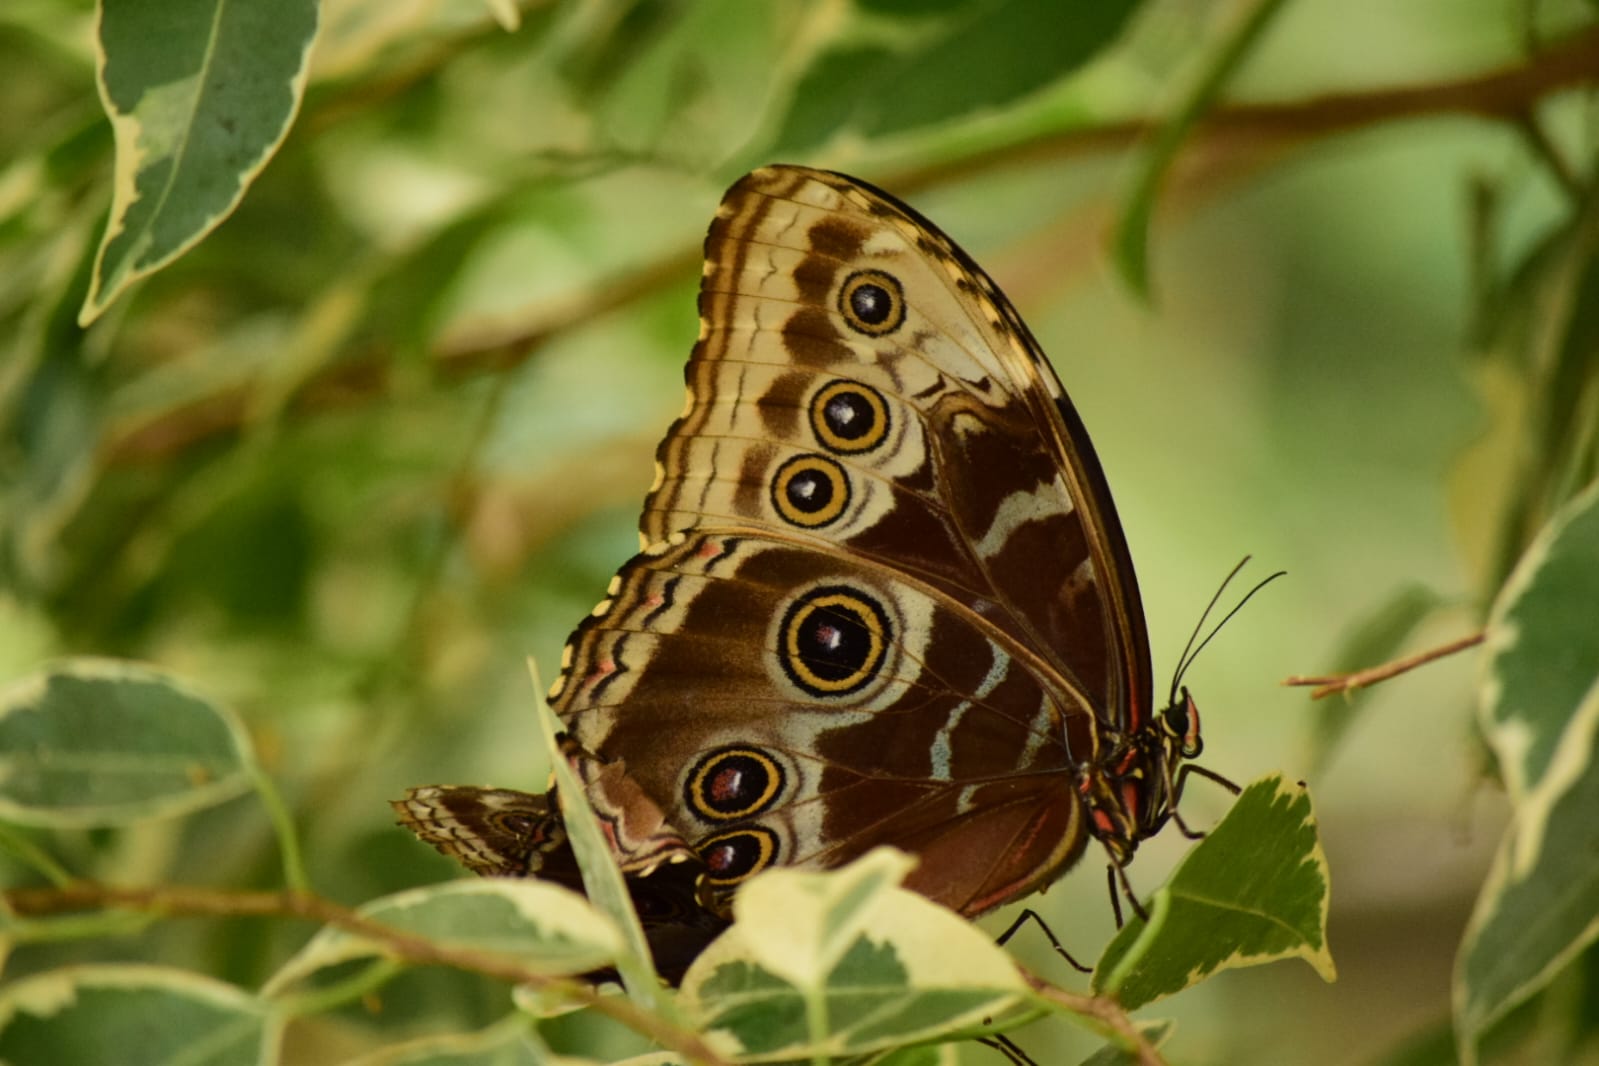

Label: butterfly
[396,164,1232,979]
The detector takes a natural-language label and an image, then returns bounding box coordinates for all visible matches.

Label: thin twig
[3,882,730,1066]
[1283,631,1486,699]
[1018,968,1167,1066]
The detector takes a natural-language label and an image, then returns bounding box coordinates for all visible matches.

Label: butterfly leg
[994,907,1091,973]
[1170,762,1243,839]
[978,1034,1041,1066]
[1107,862,1149,926]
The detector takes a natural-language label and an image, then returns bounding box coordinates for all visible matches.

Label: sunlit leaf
[680,848,1029,1061]
[1456,480,1599,1062]
[0,658,254,826]
[81,0,319,323]
[0,964,280,1066]
[262,879,621,997]
[1093,775,1334,1009]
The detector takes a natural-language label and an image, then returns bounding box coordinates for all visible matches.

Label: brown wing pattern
[550,529,1087,917]
[638,166,1150,729]
[400,166,1169,968]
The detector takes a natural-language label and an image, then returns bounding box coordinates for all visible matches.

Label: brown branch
[4,882,730,1066]
[101,28,1599,468]
[1283,631,1486,699]
[1020,968,1167,1066]
[911,20,1599,192]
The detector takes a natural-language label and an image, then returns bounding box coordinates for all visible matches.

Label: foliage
[1,0,1598,1064]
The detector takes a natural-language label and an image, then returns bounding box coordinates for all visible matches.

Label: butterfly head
[1160,685,1203,759]
[1079,716,1191,864]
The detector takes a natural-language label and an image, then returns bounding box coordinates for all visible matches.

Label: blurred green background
[3,0,1597,1062]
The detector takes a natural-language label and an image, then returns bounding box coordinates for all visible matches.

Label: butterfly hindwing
[552,529,1090,916]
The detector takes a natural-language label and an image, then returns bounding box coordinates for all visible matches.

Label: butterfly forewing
[639,166,1149,731]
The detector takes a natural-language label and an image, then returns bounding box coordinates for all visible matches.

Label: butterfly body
[397,165,1214,971]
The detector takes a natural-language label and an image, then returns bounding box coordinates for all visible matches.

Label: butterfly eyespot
[771,453,850,528]
[811,380,890,454]
[698,826,779,887]
[685,747,785,822]
[492,811,537,837]
[838,269,905,336]
[778,585,892,697]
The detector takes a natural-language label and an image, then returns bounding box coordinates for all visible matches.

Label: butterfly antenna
[1169,563,1287,703]
[1167,555,1252,708]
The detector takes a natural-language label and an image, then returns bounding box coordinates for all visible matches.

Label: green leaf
[1110,0,1290,297]
[0,964,280,1066]
[261,879,622,997]
[0,658,254,826]
[770,0,1139,154]
[529,661,671,1015]
[81,0,319,323]
[679,848,1029,1061]
[578,0,787,162]
[1455,479,1599,1062]
[1093,774,1334,1009]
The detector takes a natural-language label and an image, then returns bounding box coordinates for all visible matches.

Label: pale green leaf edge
[1095,774,1335,1003]
[260,879,622,999]
[683,851,1029,1061]
[527,658,672,1017]
[1454,479,1599,1063]
[730,846,918,988]
[0,962,282,1060]
[0,656,257,827]
[80,0,321,324]
[337,1013,550,1066]
[1477,476,1599,848]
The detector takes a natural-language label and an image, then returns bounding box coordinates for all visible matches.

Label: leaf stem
[1283,631,1486,699]
[1112,0,1293,296]
[272,958,403,1019]
[1019,968,1167,1066]
[248,762,311,894]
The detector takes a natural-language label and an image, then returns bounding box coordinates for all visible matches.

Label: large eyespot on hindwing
[778,585,892,698]
[810,379,890,454]
[838,269,905,336]
[698,826,779,888]
[771,453,850,528]
[685,747,786,823]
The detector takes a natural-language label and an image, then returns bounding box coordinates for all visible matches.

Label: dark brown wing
[551,529,1088,918]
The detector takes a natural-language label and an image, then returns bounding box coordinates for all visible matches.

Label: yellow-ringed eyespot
[838,269,905,336]
[685,747,785,822]
[698,826,779,888]
[771,453,850,528]
[778,585,891,698]
[810,379,890,454]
